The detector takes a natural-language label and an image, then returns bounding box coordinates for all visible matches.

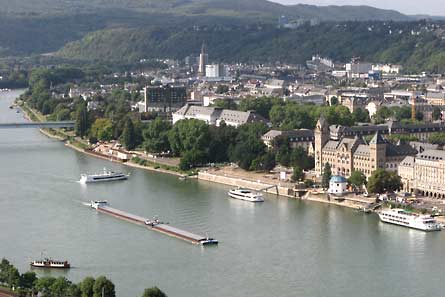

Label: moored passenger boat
[378,208,442,231]
[228,188,264,202]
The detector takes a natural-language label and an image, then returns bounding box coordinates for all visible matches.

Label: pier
[87,201,217,246]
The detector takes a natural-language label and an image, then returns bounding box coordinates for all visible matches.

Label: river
[0,90,444,297]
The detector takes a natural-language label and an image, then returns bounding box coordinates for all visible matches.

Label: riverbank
[19,102,189,178]
[198,169,370,209]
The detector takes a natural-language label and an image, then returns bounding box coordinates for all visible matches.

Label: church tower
[198,42,208,77]
[369,130,386,173]
[315,115,330,175]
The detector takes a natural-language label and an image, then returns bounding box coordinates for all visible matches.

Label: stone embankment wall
[198,171,297,198]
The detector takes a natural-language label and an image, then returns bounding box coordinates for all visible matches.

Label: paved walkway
[0,288,15,297]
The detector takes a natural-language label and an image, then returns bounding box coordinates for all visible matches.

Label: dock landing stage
[87,201,218,246]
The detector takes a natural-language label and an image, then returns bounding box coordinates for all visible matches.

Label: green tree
[348,170,367,189]
[75,102,89,138]
[142,287,167,297]
[35,277,56,297]
[168,119,210,157]
[121,118,136,150]
[179,149,208,171]
[330,96,338,105]
[250,152,276,172]
[212,99,237,110]
[291,166,304,182]
[0,258,11,284]
[321,163,332,189]
[50,277,72,297]
[239,96,282,119]
[80,277,95,297]
[6,267,19,289]
[367,169,402,194]
[208,122,238,163]
[19,271,37,290]
[289,147,314,170]
[428,132,445,145]
[215,85,229,94]
[92,276,115,297]
[56,108,71,121]
[373,106,392,123]
[432,106,442,121]
[392,106,411,121]
[143,117,172,154]
[90,118,114,142]
[67,284,82,297]
[353,108,370,123]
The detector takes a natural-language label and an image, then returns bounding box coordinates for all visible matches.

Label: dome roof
[330,175,347,183]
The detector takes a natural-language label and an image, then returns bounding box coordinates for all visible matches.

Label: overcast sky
[271,0,445,16]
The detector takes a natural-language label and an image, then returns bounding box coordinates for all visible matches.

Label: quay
[87,201,218,246]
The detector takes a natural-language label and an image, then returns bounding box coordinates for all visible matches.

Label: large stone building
[314,116,417,177]
[399,150,445,199]
[261,129,314,153]
[172,105,268,127]
[328,120,445,142]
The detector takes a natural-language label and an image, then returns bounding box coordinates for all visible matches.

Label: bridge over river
[0,121,75,129]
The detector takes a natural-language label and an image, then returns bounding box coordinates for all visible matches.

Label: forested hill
[57,21,445,73]
[0,0,411,21]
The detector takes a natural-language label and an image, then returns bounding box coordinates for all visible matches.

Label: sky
[271,0,445,16]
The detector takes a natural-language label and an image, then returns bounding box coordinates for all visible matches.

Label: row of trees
[0,258,167,297]
[144,118,276,171]
[212,96,369,130]
[372,105,431,124]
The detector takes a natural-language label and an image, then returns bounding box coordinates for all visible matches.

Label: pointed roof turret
[369,130,385,145]
[316,114,328,129]
[201,42,207,54]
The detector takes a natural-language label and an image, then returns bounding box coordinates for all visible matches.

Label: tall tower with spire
[198,42,208,77]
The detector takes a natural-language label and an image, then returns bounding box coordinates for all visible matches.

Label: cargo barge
[87,201,218,246]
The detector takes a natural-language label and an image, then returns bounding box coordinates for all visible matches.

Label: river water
[0,90,444,297]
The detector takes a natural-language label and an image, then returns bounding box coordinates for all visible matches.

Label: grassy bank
[131,156,196,176]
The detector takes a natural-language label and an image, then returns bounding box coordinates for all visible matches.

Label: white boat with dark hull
[80,168,129,183]
[30,258,70,269]
[228,188,264,202]
[378,208,442,231]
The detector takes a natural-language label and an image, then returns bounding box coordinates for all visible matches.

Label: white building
[173,105,220,125]
[372,64,402,74]
[346,62,372,78]
[328,175,348,195]
[173,105,268,127]
[205,64,227,78]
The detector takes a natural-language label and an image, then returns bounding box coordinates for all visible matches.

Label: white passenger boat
[30,258,70,269]
[228,188,264,202]
[200,237,219,246]
[378,208,442,231]
[80,168,129,183]
[88,200,108,209]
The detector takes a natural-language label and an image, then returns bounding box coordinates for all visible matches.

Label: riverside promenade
[198,167,375,210]
[0,288,15,297]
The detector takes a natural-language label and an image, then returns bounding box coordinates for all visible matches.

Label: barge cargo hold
[87,201,218,246]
